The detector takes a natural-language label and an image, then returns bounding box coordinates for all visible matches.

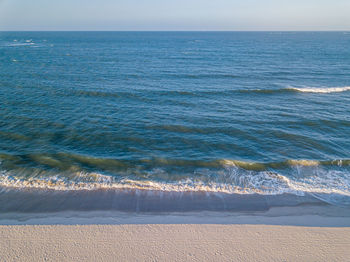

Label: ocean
[1,31,350,212]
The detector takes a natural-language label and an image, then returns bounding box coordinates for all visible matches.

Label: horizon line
[1,30,350,32]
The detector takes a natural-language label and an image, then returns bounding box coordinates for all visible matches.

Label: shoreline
[1,198,350,261]
[1,204,350,226]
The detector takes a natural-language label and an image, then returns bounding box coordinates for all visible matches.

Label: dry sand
[1,223,350,261]
[1,206,350,261]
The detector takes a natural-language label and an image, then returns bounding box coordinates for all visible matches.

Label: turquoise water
[1,32,350,211]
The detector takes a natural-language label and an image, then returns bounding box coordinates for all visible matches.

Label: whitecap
[289,86,350,93]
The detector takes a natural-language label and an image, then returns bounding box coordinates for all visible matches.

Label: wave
[5,42,36,47]
[287,86,350,94]
[239,86,350,95]
[0,160,349,206]
[69,85,350,100]
[1,152,350,172]
[1,152,350,206]
[0,169,338,195]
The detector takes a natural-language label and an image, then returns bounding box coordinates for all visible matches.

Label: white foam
[0,166,349,201]
[7,42,35,47]
[290,86,350,93]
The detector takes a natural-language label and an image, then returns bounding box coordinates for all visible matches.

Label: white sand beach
[1,224,350,262]
[1,207,350,262]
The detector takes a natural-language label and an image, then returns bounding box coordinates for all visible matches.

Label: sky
[0,0,350,31]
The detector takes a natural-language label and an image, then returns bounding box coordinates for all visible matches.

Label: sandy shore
[1,206,350,261]
[1,224,349,262]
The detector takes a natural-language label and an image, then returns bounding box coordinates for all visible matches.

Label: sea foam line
[0,167,349,199]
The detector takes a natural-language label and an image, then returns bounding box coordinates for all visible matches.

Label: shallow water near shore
[1,31,350,212]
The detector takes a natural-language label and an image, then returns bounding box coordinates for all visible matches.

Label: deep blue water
[1,32,350,210]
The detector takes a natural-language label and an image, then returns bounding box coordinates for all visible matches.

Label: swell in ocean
[73,86,350,100]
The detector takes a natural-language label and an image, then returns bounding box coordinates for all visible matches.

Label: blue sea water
[0,32,350,212]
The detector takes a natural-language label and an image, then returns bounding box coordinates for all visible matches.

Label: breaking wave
[1,153,350,205]
[239,86,350,95]
[0,162,349,205]
[287,86,350,93]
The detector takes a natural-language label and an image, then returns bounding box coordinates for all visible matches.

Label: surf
[1,157,350,206]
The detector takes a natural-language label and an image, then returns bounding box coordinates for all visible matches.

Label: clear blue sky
[0,0,349,31]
